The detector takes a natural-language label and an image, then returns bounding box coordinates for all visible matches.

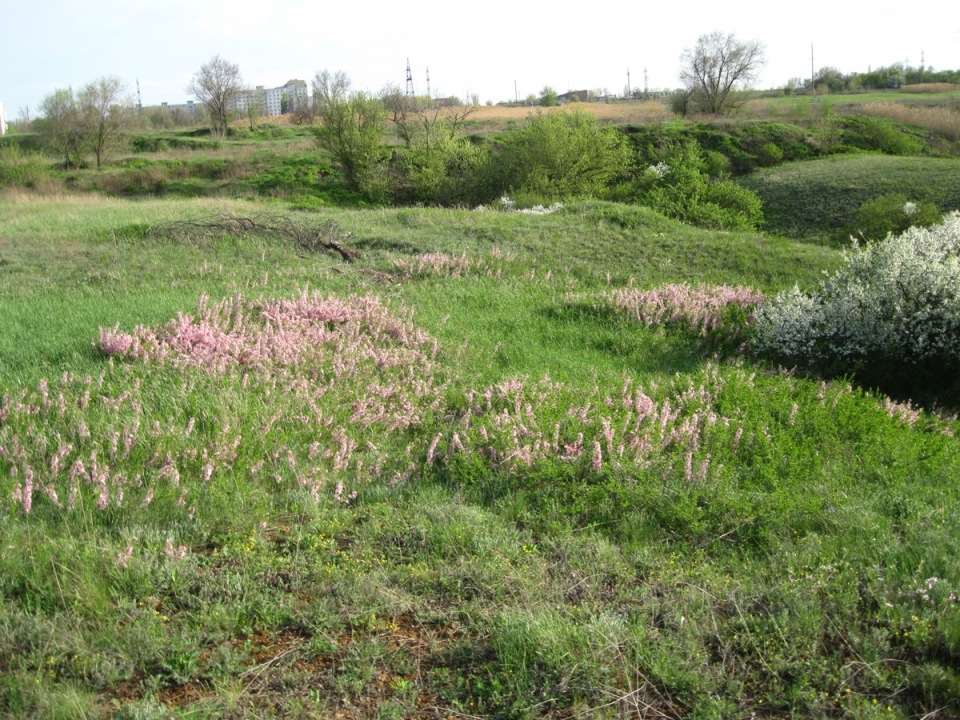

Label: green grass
[744,90,960,122]
[1,194,959,719]
[739,154,960,241]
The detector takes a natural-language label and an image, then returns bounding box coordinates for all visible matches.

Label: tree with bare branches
[187,55,243,137]
[679,32,765,115]
[78,76,131,167]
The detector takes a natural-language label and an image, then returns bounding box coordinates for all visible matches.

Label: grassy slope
[739,154,960,241]
[0,196,958,719]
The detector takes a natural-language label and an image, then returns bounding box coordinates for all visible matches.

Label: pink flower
[591,441,603,472]
[115,545,134,568]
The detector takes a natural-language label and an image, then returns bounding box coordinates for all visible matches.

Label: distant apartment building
[0,102,7,135]
[235,79,308,117]
[160,100,198,115]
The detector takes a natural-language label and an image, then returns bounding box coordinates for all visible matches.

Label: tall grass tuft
[859,101,960,141]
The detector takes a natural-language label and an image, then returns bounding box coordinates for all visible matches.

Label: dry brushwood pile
[148,213,359,262]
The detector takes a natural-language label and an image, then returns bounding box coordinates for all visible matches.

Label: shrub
[701,180,765,230]
[753,212,960,400]
[313,90,392,204]
[630,140,764,231]
[855,193,943,241]
[755,142,783,166]
[491,110,631,200]
[702,149,730,178]
[839,116,926,156]
[402,133,490,206]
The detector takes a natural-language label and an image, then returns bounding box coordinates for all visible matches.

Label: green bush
[839,116,926,156]
[753,212,960,401]
[490,110,631,200]
[629,140,764,231]
[313,90,392,204]
[701,180,765,230]
[755,142,784,166]
[702,149,730,178]
[402,133,490,206]
[855,193,943,241]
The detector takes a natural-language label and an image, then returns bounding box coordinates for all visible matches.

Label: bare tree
[187,55,243,137]
[679,32,765,115]
[379,83,476,148]
[78,76,131,167]
[240,87,262,130]
[311,69,351,115]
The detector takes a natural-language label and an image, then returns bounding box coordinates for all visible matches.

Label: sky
[1,0,958,119]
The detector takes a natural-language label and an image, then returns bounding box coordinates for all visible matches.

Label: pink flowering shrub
[392,248,517,279]
[1,293,447,521]
[426,370,735,486]
[590,283,765,350]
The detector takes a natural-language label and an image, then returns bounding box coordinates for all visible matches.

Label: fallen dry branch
[150,213,360,262]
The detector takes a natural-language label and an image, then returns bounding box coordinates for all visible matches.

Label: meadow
[1,89,959,719]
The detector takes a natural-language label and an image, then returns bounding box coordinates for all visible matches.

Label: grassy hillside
[1,193,959,719]
[739,155,960,241]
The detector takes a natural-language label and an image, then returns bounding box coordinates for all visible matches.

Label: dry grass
[900,83,959,94]
[462,100,673,124]
[252,101,675,134]
[0,186,109,204]
[859,101,960,141]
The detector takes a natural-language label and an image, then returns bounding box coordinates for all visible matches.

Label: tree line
[804,63,960,94]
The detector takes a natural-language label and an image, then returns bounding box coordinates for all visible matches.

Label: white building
[235,80,308,117]
[0,102,7,136]
[160,100,198,115]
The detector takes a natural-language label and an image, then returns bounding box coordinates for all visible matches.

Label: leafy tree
[187,55,242,138]
[813,66,847,93]
[77,76,131,167]
[312,70,391,203]
[679,32,765,115]
[37,88,85,168]
[539,86,559,107]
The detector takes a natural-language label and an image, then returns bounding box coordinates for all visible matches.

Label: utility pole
[811,43,815,94]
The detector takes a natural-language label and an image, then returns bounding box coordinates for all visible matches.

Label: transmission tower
[405,59,415,97]
[136,78,143,115]
[426,67,431,99]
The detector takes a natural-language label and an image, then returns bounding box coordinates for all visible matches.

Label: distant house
[557,90,590,104]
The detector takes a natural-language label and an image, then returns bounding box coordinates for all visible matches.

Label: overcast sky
[2,0,958,117]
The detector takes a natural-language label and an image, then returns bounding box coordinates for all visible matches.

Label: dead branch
[149,213,359,262]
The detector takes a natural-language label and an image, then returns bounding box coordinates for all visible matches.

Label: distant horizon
[1,0,957,119]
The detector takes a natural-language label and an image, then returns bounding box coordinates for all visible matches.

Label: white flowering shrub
[753,212,960,395]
